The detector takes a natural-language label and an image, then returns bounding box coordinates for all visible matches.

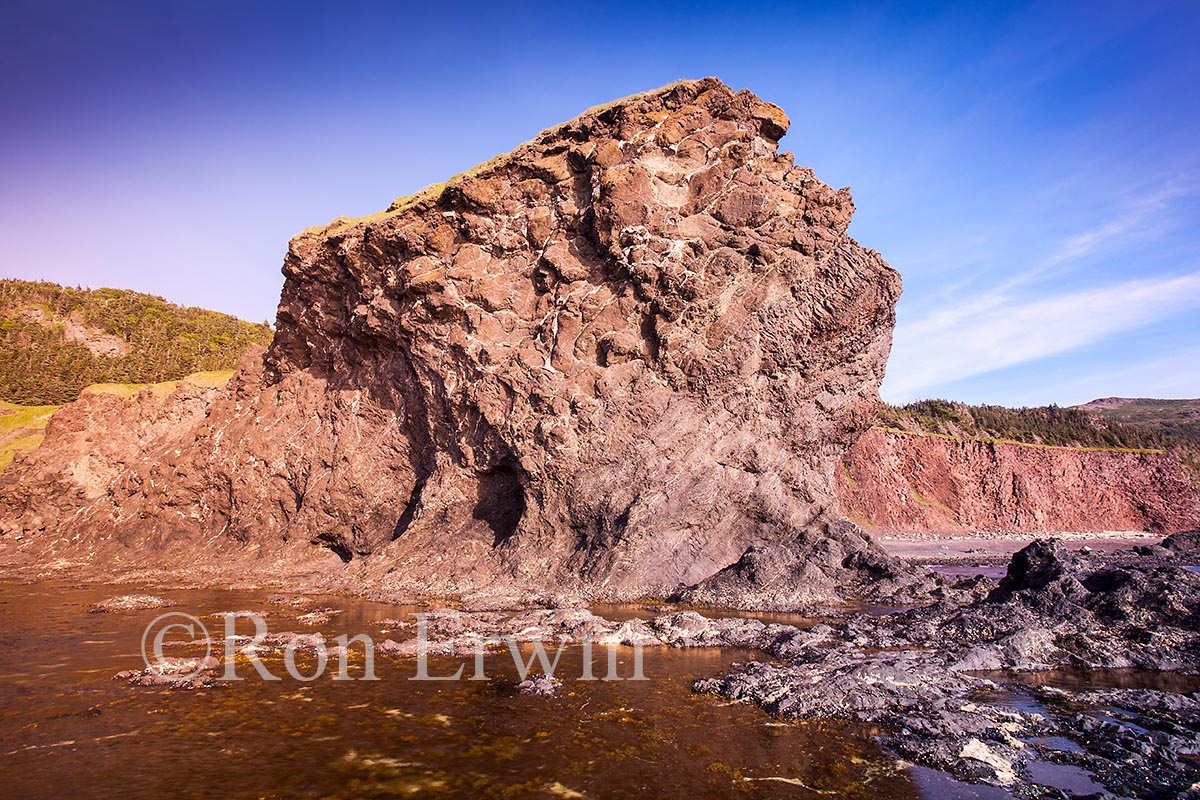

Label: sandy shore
[876,530,1164,565]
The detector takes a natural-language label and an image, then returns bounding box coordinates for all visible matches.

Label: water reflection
[0,581,920,799]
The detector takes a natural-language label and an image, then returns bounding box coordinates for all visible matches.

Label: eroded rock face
[0,378,224,539]
[0,79,906,606]
[838,428,1200,535]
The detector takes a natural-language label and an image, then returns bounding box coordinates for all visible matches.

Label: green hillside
[0,279,273,405]
[879,399,1182,452]
[1073,398,1200,447]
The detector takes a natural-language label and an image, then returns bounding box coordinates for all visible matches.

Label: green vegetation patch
[181,370,235,388]
[0,432,45,471]
[80,370,233,400]
[82,381,177,399]
[0,280,272,405]
[0,400,59,434]
[0,400,58,473]
[1078,399,1200,447]
[873,424,1164,455]
[879,399,1177,454]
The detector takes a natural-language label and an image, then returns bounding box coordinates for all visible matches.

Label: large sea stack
[0,78,913,607]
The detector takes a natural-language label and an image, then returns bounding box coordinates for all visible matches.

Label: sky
[1,0,1198,407]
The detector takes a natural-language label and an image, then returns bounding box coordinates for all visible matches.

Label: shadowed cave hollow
[474,465,526,546]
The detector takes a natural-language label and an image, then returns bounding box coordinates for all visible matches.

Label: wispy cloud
[1032,179,1195,276]
[884,175,1200,402]
[885,272,1200,400]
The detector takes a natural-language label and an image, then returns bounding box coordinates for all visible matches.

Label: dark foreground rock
[695,540,1200,798]
[1163,530,1200,559]
[675,518,929,610]
[517,673,563,697]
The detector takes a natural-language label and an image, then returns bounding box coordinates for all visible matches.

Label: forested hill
[0,279,273,405]
[1073,398,1200,447]
[879,398,1192,453]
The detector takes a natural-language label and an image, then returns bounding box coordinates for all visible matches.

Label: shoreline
[876,530,1169,564]
[6,531,1200,796]
[1,528,1188,611]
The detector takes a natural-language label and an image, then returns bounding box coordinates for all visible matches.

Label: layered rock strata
[838,428,1200,535]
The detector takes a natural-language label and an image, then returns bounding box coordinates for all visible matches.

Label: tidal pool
[0,581,925,799]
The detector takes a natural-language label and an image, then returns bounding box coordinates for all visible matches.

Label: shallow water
[928,565,1007,580]
[906,766,1014,800]
[1023,761,1105,795]
[589,602,820,627]
[973,668,1200,694]
[0,581,923,799]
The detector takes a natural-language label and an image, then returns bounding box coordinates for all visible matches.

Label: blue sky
[2,1,1197,406]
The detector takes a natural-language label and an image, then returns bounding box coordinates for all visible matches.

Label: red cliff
[837,428,1200,535]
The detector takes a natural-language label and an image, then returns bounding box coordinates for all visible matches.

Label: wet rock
[694,646,1048,789]
[677,522,935,610]
[114,655,220,689]
[517,673,563,696]
[891,539,1200,671]
[266,594,314,607]
[1162,530,1200,558]
[89,594,178,613]
[374,618,415,630]
[951,627,1063,673]
[295,608,341,625]
[591,618,660,647]
[987,538,1087,606]
[695,540,1200,796]
[1039,688,1200,798]
[959,739,1017,786]
[649,611,769,647]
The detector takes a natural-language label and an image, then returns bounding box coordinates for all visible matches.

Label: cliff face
[838,428,1200,535]
[0,79,913,607]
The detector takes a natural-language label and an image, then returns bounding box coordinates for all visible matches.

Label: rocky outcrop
[18,304,130,356]
[0,79,914,607]
[0,377,225,530]
[696,539,1200,795]
[837,428,1200,535]
[1163,530,1200,557]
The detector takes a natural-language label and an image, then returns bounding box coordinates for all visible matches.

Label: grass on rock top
[81,370,235,400]
[0,400,58,471]
[0,371,234,473]
[874,425,1166,455]
[879,399,1187,455]
[305,80,699,239]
